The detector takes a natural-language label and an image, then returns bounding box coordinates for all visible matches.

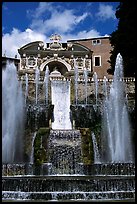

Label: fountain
[83,68,88,105]
[2,54,135,202]
[30,132,37,164]
[48,129,83,175]
[93,72,98,110]
[35,67,40,105]
[91,132,101,164]
[2,62,25,163]
[44,66,49,106]
[101,53,134,163]
[74,62,79,105]
[25,73,28,105]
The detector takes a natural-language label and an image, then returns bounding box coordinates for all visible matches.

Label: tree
[108,2,136,77]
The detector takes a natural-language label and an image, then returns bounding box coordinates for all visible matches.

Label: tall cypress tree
[108,2,136,77]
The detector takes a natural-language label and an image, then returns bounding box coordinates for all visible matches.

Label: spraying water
[35,67,40,105]
[83,68,88,105]
[74,62,79,105]
[103,76,108,98]
[91,132,101,164]
[101,53,134,163]
[25,73,28,105]
[93,72,98,110]
[30,132,37,164]
[44,66,49,106]
[48,130,83,175]
[2,62,24,163]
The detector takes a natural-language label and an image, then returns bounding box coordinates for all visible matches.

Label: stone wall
[72,77,135,109]
[20,74,135,108]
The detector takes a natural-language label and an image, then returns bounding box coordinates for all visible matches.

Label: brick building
[68,36,112,78]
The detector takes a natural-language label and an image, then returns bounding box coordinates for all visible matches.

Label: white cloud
[27,2,53,19]
[29,3,89,34]
[2,28,47,58]
[42,10,88,33]
[61,29,101,42]
[74,12,89,24]
[34,2,53,17]
[96,4,116,20]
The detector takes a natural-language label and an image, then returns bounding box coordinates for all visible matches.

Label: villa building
[17,34,112,79]
[3,34,113,79]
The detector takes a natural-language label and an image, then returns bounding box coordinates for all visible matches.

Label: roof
[67,35,110,42]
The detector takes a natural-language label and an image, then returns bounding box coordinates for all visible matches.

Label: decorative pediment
[18,41,44,52]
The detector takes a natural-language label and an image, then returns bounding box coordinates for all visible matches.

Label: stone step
[2,163,135,176]
[2,190,135,201]
[49,129,81,140]
[2,175,135,192]
[83,163,135,176]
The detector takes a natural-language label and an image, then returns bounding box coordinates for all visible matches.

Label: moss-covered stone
[79,128,94,165]
[37,127,50,136]
[70,77,75,104]
[24,128,33,162]
[34,127,50,166]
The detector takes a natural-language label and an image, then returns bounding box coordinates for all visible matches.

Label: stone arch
[40,58,71,76]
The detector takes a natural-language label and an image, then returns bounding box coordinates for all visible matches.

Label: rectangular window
[92,40,97,45]
[92,39,101,45]
[97,39,100,44]
[94,56,101,66]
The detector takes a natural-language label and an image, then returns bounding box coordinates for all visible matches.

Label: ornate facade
[18,34,92,77]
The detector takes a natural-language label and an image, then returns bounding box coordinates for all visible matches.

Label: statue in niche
[21,58,26,68]
[37,58,42,67]
[85,59,90,69]
[53,66,58,71]
[28,56,36,67]
[70,59,74,69]
[76,57,83,67]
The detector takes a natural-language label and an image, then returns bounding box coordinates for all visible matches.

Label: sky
[2,2,120,58]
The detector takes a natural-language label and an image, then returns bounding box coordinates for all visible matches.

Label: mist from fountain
[2,62,25,163]
[101,53,134,163]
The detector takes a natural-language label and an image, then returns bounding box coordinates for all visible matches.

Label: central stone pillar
[51,77,72,130]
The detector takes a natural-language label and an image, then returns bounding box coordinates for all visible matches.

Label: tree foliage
[108,2,136,76]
